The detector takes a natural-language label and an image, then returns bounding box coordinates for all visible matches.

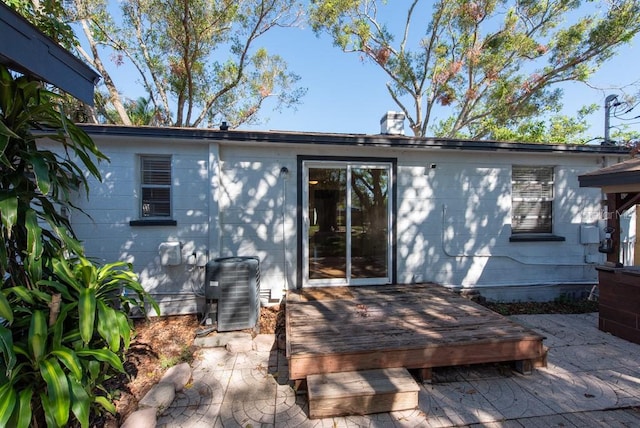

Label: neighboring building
[72,119,630,315]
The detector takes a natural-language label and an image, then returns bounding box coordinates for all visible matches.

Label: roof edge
[80,124,631,155]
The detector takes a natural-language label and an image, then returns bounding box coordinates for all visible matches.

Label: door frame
[296,155,397,288]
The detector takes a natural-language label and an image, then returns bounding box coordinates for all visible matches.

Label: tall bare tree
[309,0,640,140]
[70,0,305,128]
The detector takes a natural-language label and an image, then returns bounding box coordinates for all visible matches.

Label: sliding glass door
[303,161,392,286]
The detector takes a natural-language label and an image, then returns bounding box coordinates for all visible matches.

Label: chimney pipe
[380,111,405,135]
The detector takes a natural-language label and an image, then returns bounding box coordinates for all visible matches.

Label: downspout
[209,142,222,260]
[280,167,289,295]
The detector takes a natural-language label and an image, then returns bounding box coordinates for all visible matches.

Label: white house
[71,118,631,316]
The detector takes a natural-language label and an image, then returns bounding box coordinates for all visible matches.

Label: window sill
[509,234,565,242]
[129,219,177,226]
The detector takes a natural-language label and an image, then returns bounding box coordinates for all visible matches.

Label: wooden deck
[286,284,547,381]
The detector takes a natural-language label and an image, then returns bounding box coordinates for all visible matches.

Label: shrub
[0,65,158,427]
[0,256,158,427]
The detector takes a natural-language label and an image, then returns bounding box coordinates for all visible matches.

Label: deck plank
[286,284,546,380]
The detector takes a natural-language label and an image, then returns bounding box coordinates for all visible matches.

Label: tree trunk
[79,20,132,126]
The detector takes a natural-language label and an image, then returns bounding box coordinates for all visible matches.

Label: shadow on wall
[398,162,603,301]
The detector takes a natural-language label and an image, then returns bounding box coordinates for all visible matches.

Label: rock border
[120,332,278,427]
[120,362,192,428]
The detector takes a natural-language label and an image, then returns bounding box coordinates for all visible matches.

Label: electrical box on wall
[580,225,599,245]
[159,242,181,266]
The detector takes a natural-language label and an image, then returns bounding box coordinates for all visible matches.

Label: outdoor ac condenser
[204,256,261,332]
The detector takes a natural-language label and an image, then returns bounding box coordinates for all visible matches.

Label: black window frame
[137,155,174,221]
[511,165,556,236]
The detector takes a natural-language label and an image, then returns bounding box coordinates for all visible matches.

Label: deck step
[307,367,420,419]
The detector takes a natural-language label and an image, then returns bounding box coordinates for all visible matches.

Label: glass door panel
[308,168,347,280]
[351,167,388,279]
[304,162,391,286]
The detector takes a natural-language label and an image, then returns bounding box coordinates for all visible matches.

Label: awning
[578,157,640,193]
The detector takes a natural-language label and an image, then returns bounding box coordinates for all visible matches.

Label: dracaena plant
[0,256,159,428]
[0,65,159,427]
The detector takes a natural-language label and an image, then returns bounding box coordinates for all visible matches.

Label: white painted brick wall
[59,132,618,314]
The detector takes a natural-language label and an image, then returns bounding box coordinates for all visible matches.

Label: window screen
[141,156,171,217]
[512,166,553,234]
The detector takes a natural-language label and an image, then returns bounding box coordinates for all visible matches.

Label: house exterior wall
[216,144,297,301]
[68,128,628,316]
[394,151,606,296]
[70,136,213,315]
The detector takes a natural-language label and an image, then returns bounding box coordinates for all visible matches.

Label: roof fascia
[579,172,640,189]
[0,3,99,105]
[81,124,631,156]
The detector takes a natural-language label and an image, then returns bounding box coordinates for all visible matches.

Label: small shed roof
[578,157,640,193]
[0,3,99,105]
[578,155,640,264]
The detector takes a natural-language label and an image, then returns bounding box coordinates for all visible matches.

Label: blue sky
[104,3,640,140]
[246,24,640,141]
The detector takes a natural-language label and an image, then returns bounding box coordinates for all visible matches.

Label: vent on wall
[205,256,260,332]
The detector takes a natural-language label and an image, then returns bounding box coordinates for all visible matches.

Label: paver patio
[157,312,640,427]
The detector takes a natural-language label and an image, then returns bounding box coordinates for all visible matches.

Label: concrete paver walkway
[157,313,640,427]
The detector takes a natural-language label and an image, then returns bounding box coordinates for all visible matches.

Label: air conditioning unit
[205,256,260,332]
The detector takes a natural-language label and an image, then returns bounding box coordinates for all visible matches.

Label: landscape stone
[120,407,157,428]
[160,362,192,391]
[138,382,176,410]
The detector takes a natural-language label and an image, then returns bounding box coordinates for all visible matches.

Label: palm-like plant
[126,96,160,125]
[0,65,158,427]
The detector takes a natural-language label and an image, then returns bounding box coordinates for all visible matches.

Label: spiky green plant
[0,65,158,427]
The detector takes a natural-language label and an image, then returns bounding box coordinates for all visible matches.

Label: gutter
[81,124,631,156]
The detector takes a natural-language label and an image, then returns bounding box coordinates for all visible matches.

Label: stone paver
[159,313,640,427]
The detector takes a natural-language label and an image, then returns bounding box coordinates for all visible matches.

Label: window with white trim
[511,166,553,234]
[140,155,172,218]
